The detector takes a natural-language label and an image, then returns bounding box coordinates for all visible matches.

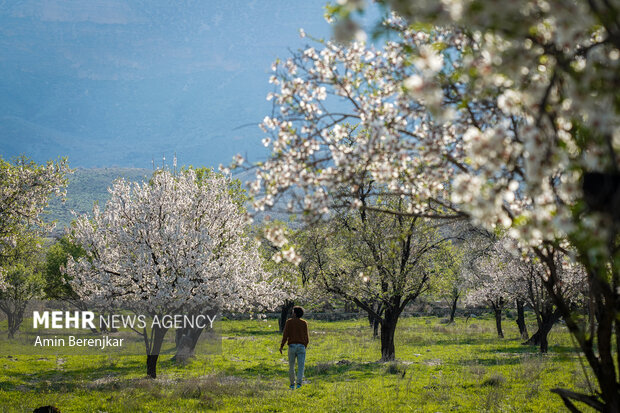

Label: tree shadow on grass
[453,346,580,367]
[222,328,281,337]
[428,337,514,346]
[231,364,280,379]
[476,344,581,355]
[0,359,144,392]
[304,360,385,381]
[219,359,386,382]
[456,357,527,367]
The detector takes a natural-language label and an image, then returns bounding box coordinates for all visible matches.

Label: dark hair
[293,306,304,318]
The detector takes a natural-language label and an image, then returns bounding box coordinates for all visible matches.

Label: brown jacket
[280,317,309,347]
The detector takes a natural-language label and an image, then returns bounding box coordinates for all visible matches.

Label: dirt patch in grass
[423,359,443,367]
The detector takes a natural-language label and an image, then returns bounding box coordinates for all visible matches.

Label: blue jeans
[288,343,306,386]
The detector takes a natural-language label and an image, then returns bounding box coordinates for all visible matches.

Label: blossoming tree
[325,3,620,410]
[515,251,587,353]
[237,6,620,407]
[464,241,520,339]
[465,237,587,350]
[0,156,69,261]
[65,169,283,378]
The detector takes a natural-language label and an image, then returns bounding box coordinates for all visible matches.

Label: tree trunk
[279,300,295,332]
[516,299,529,340]
[5,308,23,339]
[7,312,15,339]
[539,320,552,353]
[494,308,504,338]
[380,308,399,361]
[525,308,561,353]
[99,312,119,333]
[146,355,159,379]
[595,312,620,413]
[145,325,168,379]
[448,294,459,323]
[537,311,557,354]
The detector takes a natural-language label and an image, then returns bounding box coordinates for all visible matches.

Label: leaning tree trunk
[525,308,561,353]
[2,302,26,339]
[279,300,295,332]
[174,326,205,361]
[516,299,529,340]
[145,325,168,379]
[344,300,357,313]
[524,329,541,346]
[380,308,399,361]
[448,294,459,324]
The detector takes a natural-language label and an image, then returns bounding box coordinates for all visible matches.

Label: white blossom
[66,169,283,314]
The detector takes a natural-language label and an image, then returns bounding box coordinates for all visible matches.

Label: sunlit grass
[0,315,596,412]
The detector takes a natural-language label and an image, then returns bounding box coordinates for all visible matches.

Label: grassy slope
[42,167,286,234]
[0,316,595,412]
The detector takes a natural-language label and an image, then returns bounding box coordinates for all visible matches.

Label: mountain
[0,0,333,168]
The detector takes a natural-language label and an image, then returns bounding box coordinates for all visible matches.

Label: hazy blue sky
[0,1,357,168]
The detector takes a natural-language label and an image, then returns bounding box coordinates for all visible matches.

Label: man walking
[279,306,309,389]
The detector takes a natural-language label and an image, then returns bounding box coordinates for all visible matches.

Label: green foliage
[0,263,43,303]
[43,236,86,300]
[253,220,334,311]
[427,239,465,304]
[306,197,454,308]
[0,227,41,266]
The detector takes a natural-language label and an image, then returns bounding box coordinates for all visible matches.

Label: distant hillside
[45,167,151,236]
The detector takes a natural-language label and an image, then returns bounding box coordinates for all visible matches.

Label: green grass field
[0,315,595,412]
